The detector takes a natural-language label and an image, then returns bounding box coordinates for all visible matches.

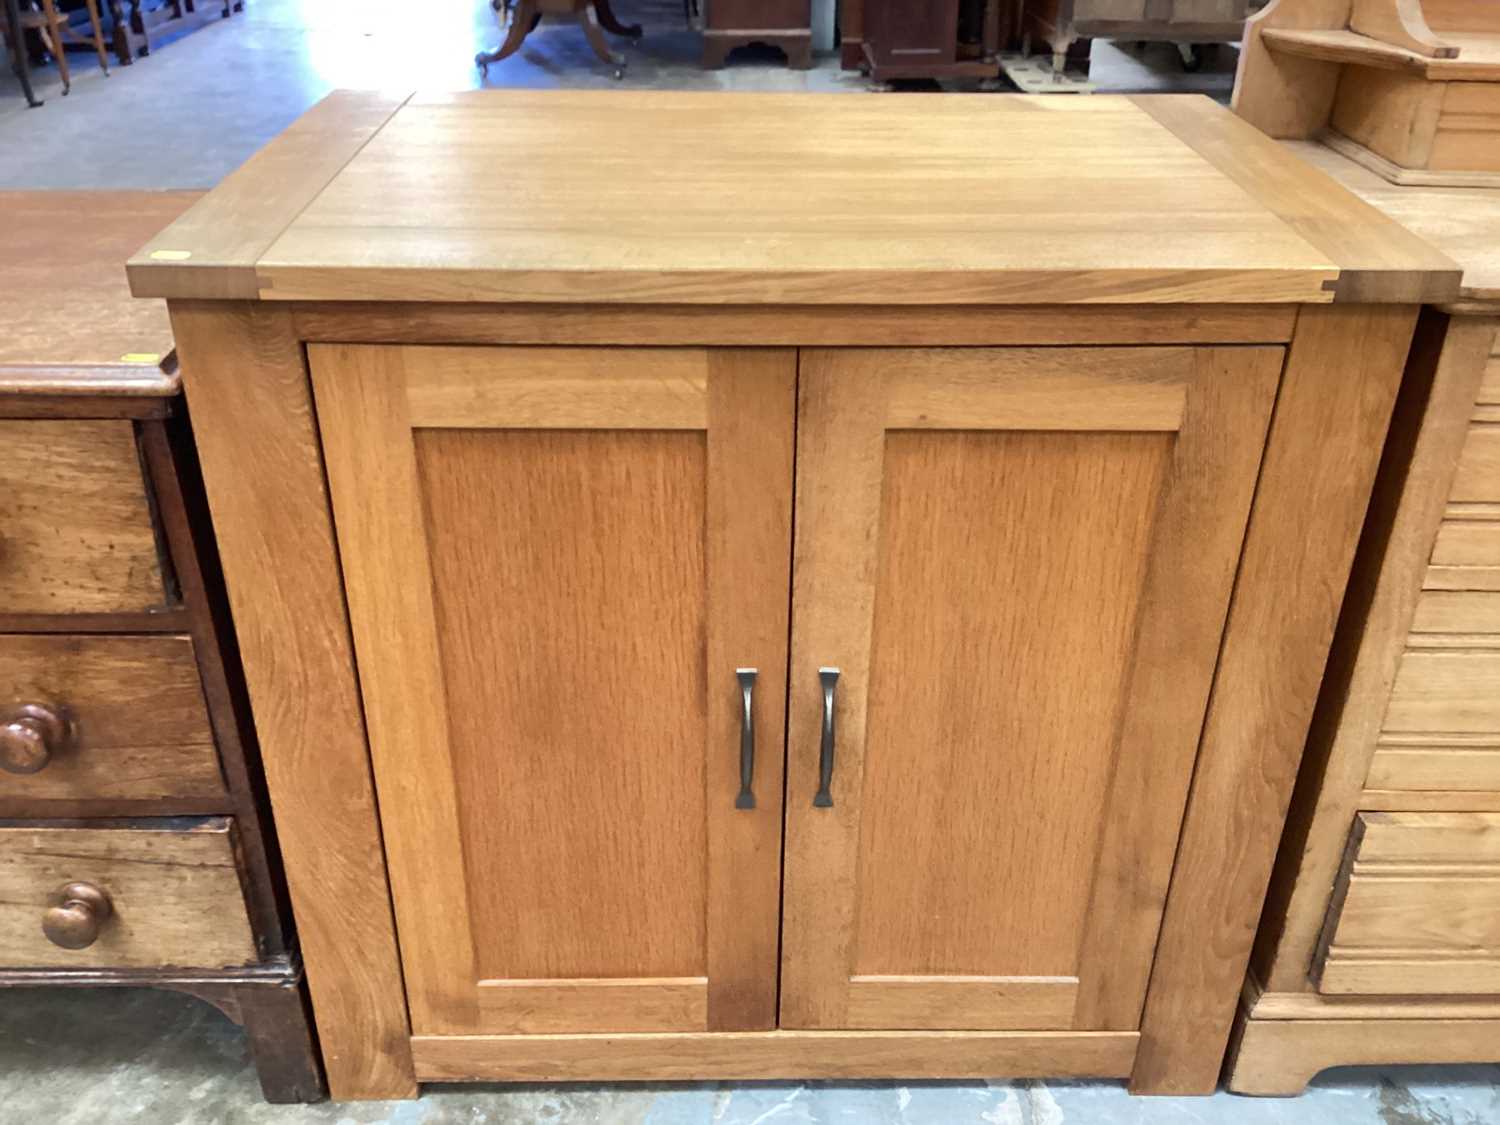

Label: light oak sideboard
[127,90,1459,1100]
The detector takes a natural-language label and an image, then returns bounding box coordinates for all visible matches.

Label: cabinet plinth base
[1227,1013,1500,1096]
[411,1029,1139,1085]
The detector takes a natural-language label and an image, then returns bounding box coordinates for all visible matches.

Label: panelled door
[309,344,795,1037]
[779,346,1284,1032]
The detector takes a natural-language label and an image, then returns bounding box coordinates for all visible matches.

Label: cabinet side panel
[1131,303,1416,1094]
[167,302,415,1100]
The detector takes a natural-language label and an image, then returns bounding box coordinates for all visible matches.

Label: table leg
[4,0,42,104]
[475,0,537,76]
[579,3,625,76]
[592,0,641,39]
[38,0,71,93]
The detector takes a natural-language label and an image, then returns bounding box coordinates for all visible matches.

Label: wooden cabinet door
[309,344,795,1037]
[779,345,1283,1032]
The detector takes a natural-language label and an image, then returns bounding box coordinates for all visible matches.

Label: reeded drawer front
[1316,812,1500,996]
[0,819,256,969]
[1450,425,1500,504]
[1384,650,1500,734]
[0,420,169,615]
[0,634,224,803]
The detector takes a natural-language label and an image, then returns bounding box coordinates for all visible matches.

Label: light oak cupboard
[127,90,1458,1099]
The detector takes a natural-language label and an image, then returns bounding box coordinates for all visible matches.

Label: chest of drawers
[1226,141,1500,1094]
[0,192,322,1104]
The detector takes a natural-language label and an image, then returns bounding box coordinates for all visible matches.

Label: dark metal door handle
[815,667,839,807]
[735,668,757,809]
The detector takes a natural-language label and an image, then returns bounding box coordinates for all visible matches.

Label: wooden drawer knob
[42,882,113,950]
[0,703,68,775]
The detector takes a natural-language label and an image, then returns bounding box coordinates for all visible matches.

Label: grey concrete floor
[4,3,1495,1121]
[0,0,1238,188]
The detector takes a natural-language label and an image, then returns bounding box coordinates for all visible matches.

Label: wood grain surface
[0,420,168,615]
[126,90,1456,306]
[0,191,195,391]
[0,821,255,969]
[780,346,1277,1037]
[1131,304,1415,1093]
[1285,140,1500,305]
[411,1029,1140,1082]
[0,634,222,804]
[168,303,417,1099]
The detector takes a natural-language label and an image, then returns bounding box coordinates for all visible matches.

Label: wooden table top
[3,191,201,396]
[1284,140,1500,311]
[128,90,1460,308]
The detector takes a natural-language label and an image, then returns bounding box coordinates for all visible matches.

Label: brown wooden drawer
[1316,812,1500,995]
[1450,424,1500,504]
[0,420,169,615]
[1368,734,1500,792]
[1384,649,1500,734]
[0,819,257,969]
[0,635,224,803]
[1427,518,1500,590]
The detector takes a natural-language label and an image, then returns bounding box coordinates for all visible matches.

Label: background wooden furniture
[857,0,1003,79]
[1023,0,1249,74]
[108,0,243,66]
[1235,0,1500,186]
[2,0,109,103]
[1220,138,1500,1094]
[0,191,322,1104]
[128,88,1456,1100]
[703,0,811,67]
[476,0,641,79]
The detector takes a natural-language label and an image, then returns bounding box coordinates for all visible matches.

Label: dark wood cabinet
[857,0,1002,79]
[703,0,812,68]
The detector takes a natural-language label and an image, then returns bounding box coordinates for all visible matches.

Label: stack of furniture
[126,88,1455,1099]
[1222,136,1500,1090]
[0,191,322,1105]
[702,0,812,68]
[1236,0,1500,186]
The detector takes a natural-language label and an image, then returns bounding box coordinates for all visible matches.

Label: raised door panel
[779,346,1282,1032]
[309,344,794,1036]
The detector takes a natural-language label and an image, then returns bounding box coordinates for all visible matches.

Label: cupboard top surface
[127,90,1459,308]
[3,191,196,395]
[1283,140,1500,308]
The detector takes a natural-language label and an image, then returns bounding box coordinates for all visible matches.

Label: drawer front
[0,420,169,615]
[1317,812,1500,996]
[0,820,256,969]
[0,635,224,803]
[1384,650,1500,733]
[1450,424,1500,503]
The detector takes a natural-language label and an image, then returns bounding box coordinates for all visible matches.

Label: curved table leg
[4,0,42,105]
[578,4,626,75]
[475,0,537,75]
[579,4,625,76]
[593,0,641,39]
